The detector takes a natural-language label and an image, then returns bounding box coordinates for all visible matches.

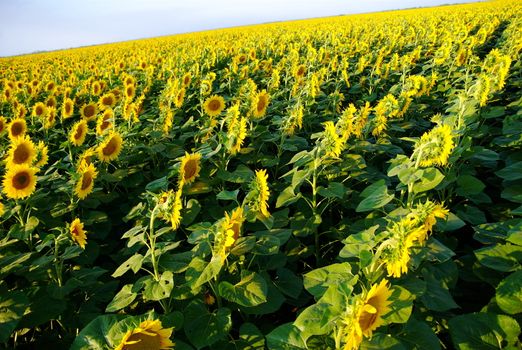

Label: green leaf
[384,286,414,324]
[181,199,201,226]
[339,225,379,258]
[398,318,441,350]
[496,270,522,315]
[456,175,486,196]
[303,263,356,299]
[419,275,458,312]
[218,272,267,307]
[449,313,521,350]
[294,303,335,340]
[70,315,123,350]
[475,243,522,272]
[412,168,445,193]
[0,291,29,343]
[496,162,522,181]
[183,301,232,349]
[142,271,174,301]
[145,176,168,192]
[438,212,465,232]
[276,186,302,208]
[217,165,254,183]
[266,323,307,350]
[106,284,137,312]
[238,322,265,349]
[216,189,240,201]
[112,254,144,278]
[317,182,345,199]
[192,255,224,290]
[275,267,303,299]
[356,180,394,212]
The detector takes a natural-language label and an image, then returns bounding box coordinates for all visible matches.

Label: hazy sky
[0,0,477,57]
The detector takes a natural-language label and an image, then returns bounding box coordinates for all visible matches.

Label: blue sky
[0,0,477,57]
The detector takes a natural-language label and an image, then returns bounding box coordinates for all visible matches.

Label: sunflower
[91,81,101,96]
[382,227,418,278]
[98,92,116,111]
[62,98,74,119]
[44,107,57,129]
[15,105,27,119]
[69,218,87,249]
[182,72,191,87]
[124,84,136,100]
[203,95,225,117]
[246,170,270,218]
[2,164,38,199]
[252,90,270,118]
[46,96,57,109]
[0,116,6,134]
[97,132,123,162]
[80,102,98,121]
[115,319,174,350]
[413,124,454,167]
[7,136,36,166]
[322,121,344,158]
[170,188,183,230]
[179,152,201,187]
[0,201,4,217]
[222,207,244,248]
[174,87,186,108]
[357,279,392,338]
[77,148,96,168]
[7,118,27,140]
[96,109,113,135]
[32,102,48,118]
[294,64,306,79]
[69,120,88,146]
[75,163,98,200]
[34,141,49,168]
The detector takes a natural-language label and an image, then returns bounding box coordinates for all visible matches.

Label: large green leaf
[218,271,268,307]
[266,323,307,350]
[496,270,522,315]
[112,253,144,277]
[356,180,394,212]
[183,301,232,349]
[303,263,356,299]
[106,284,137,312]
[449,313,521,350]
[0,291,29,343]
[70,315,124,350]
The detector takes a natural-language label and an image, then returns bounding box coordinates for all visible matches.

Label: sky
[0,0,478,57]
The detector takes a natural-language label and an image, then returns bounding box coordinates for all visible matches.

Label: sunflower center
[65,103,72,114]
[13,171,30,189]
[71,226,79,237]
[100,119,110,130]
[102,96,113,106]
[0,121,5,132]
[208,99,221,111]
[123,332,162,350]
[231,222,241,240]
[81,172,93,190]
[184,76,190,85]
[297,66,305,76]
[11,122,23,136]
[36,106,44,116]
[74,125,85,140]
[126,86,134,97]
[13,145,30,164]
[257,98,266,112]
[358,307,378,333]
[183,159,197,180]
[102,137,118,156]
[84,105,95,118]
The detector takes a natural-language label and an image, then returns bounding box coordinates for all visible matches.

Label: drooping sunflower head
[321,121,344,158]
[182,72,192,87]
[69,119,88,146]
[203,95,225,117]
[223,206,245,248]
[75,163,98,200]
[2,164,38,199]
[170,188,183,230]
[15,104,27,119]
[7,136,36,166]
[179,152,202,186]
[46,95,57,109]
[115,319,174,350]
[246,169,270,218]
[413,124,454,168]
[97,132,123,163]
[252,90,270,118]
[69,218,87,249]
[357,279,392,337]
[44,107,57,129]
[294,64,306,79]
[80,102,98,121]
[7,118,27,141]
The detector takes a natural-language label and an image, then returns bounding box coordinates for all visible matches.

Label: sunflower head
[62,98,75,119]
[0,116,6,134]
[223,206,244,248]
[81,102,98,121]
[7,118,27,141]
[7,136,36,166]
[115,319,174,350]
[182,72,191,87]
[69,120,88,146]
[34,141,49,168]
[33,102,48,118]
[203,95,225,117]
[97,132,123,162]
[96,109,113,135]
[2,164,38,199]
[69,218,87,249]
[179,152,202,187]
[357,279,392,337]
[98,92,116,111]
[413,124,454,168]
[75,163,98,200]
[246,170,270,218]
[252,90,270,118]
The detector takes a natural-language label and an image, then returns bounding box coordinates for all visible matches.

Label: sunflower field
[0,0,521,348]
